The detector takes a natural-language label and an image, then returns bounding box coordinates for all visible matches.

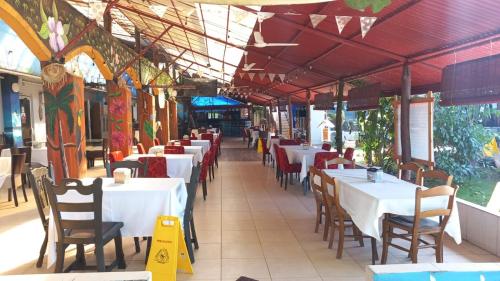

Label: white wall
[310,106,326,146]
[18,77,46,143]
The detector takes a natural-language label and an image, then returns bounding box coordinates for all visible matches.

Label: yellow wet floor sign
[257,138,263,153]
[146,216,193,280]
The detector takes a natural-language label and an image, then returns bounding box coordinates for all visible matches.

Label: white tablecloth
[268,138,281,159]
[322,169,462,244]
[124,154,193,183]
[0,157,11,190]
[280,146,326,182]
[190,140,211,153]
[1,147,48,166]
[47,177,188,268]
[147,145,203,164]
[0,271,152,281]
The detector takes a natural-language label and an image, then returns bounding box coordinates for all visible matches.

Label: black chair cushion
[389,215,440,230]
[64,222,123,242]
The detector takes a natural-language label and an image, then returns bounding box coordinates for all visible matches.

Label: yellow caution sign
[484,137,499,157]
[146,216,193,281]
[257,138,263,153]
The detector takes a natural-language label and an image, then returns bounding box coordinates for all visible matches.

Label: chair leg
[322,215,330,241]
[202,181,207,200]
[10,186,19,207]
[95,244,106,272]
[145,237,152,264]
[21,183,28,202]
[354,225,364,247]
[336,223,345,259]
[410,234,419,263]
[75,243,86,266]
[370,237,378,265]
[285,173,288,190]
[184,219,195,264]
[190,218,199,250]
[115,233,127,269]
[435,235,443,263]
[328,221,336,249]
[381,220,390,264]
[55,242,65,273]
[134,237,141,253]
[36,231,48,268]
[314,204,321,233]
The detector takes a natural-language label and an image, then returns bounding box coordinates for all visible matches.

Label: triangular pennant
[248,73,255,81]
[238,72,245,79]
[309,14,327,28]
[360,17,377,38]
[149,4,168,18]
[269,73,276,82]
[335,16,352,34]
[258,72,266,81]
[278,74,286,83]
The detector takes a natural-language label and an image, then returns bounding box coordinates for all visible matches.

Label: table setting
[124,154,194,183]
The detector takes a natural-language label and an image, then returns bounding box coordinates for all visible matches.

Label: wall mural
[107,81,133,157]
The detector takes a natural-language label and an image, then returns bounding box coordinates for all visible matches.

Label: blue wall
[1,74,22,146]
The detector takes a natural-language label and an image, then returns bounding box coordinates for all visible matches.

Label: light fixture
[11,82,20,92]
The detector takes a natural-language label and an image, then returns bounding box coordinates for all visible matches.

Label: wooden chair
[321,171,378,264]
[27,166,50,267]
[419,169,453,187]
[110,160,147,178]
[12,146,31,187]
[8,154,27,207]
[398,162,423,184]
[309,166,329,241]
[381,185,459,264]
[184,164,201,262]
[44,178,126,273]
[325,157,355,170]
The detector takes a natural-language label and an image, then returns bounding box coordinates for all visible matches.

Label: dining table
[0,156,11,190]
[1,147,48,166]
[280,145,328,182]
[147,145,204,163]
[124,154,193,183]
[46,177,188,268]
[321,169,462,243]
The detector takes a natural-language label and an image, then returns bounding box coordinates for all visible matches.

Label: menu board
[395,98,434,165]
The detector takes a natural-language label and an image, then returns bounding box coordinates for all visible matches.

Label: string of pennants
[237,72,286,83]
[256,11,377,39]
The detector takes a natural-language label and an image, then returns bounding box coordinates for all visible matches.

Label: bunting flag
[248,73,256,81]
[258,72,267,81]
[278,74,285,83]
[360,16,377,38]
[335,16,352,34]
[238,72,245,79]
[268,73,276,82]
[257,12,275,22]
[149,4,168,18]
[309,14,327,28]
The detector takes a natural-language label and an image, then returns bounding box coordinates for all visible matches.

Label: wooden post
[306,89,311,143]
[288,95,293,138]
[277,99,282,135]
[103,8,112,33]
[269,103,276,133]
[106,80,133,156]
[401,63,412,164]
[169,99,178,140]
[335,80,344,152]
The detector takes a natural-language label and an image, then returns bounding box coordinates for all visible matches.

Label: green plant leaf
[144,121,154,140]
[38,22,49,39]
[60,103,74,135]
[40,0,47,23]
[52,0,58,22]
[63,23,70,35]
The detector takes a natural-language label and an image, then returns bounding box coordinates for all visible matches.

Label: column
[1,74,22,146]
[43,73,87,183]
[288,95,293,139]
[137,90,155,150]
[306,89,311,144]
[335,80,344,152]
[106,80,133,156]
[401,63,412,164]
[277,99,282,135]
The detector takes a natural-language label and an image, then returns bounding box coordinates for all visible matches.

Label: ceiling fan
[242,51,264,71]
[243,18,300,48]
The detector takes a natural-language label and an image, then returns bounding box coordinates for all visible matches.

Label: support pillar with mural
[106,79,133,156]
[157,92,170,144]
[42,69,86,183]
[138,91,156,150]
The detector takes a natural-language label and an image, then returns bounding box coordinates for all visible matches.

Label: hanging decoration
[335,16,352,34]
[42,62,67,89]
[269,73,276,82]
[309,14,327,28]
[248,73,256,81]
[256,12,275,22]
[238,72,245,79]
[360,16,377,38]
[278,74,285,83]
[149,4,168,18]
[258,72,266,81]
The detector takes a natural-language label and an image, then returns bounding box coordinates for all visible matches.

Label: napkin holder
[114,168,131,184]
[150,147,164,156]
[367,167,383,183]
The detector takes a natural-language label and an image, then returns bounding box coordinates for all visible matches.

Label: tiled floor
[0,138,499,280]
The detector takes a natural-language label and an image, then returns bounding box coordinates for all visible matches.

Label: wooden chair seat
[64,221,124,243]
[388,215,441,232]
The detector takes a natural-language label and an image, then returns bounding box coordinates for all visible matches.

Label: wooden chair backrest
[11,153,26,176]
[44,178,104,244]
[398,162,423,184]
[320,171,344,218]
[309,166,324,205]
[28,167,50,227]
[414,185,458,231]
[12,146,31,163]
[420,169,453,187]
[325,157,354,169]
[110,160,147,178]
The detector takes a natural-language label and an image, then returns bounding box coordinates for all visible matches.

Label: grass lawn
[457,168,500,207]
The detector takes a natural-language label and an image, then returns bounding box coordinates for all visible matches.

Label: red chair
[201,133,214,146]
[322,143,332,151]
[273,143,281,178]
[280,139,299,146]
[277,147,301,190]
[138,157,167,178]
[271,135,279,139]
[137,143,146,154]
[189,136,198,140]
[154,138,160,146]
[191,133,196,138]
[199,151,211,200]
[164,146,185,154]
[344,148,355,169]
[208,146,216,180]
[262,138,270,166]
[314,152,340,169]
[180,140,192,146]
[109,151,124,163]
[199,128,207,133]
